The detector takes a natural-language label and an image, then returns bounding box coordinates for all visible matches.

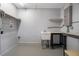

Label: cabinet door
[0,17,2,55]
[64,7,69,26]
[64,6,72,26]
[72,4,79,22]
[53,35,60,44]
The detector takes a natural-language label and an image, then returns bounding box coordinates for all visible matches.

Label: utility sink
[41,32,51,40]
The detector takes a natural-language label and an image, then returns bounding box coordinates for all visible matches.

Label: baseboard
[0,44,17,56]
[17,42,41,44]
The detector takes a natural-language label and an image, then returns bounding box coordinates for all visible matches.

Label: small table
[65,50,79,56]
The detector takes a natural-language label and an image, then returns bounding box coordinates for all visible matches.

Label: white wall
[0,3,17,18]
[60,3,79,50]
[17,8,61,43]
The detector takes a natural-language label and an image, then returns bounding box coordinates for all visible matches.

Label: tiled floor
[3,43,63,56]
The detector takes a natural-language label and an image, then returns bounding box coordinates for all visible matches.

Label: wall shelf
[48,26,62,28]
[49,18,63,22]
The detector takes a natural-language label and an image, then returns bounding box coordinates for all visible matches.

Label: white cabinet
[0,9,20,55]
[0,12,2,55]
[64,5,72,26]
[72,4,79,22]
[0,31,17,55]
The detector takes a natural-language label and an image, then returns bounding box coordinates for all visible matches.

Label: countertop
[41,31,79,39]
[50,32,79,39]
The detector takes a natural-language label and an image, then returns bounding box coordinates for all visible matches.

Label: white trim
[0,44,17,56]
[17,42,41,44]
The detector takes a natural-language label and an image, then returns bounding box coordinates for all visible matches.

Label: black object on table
[50,33,67,49]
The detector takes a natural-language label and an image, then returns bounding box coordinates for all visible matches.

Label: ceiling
[13,3,65,9]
